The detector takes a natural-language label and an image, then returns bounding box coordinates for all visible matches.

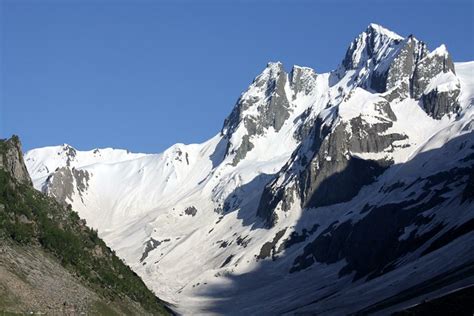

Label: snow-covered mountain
[25,24,474,315]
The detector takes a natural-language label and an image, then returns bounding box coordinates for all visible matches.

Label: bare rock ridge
[0,135,32,186]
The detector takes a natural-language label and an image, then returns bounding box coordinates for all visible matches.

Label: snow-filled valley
[25,24,474,315]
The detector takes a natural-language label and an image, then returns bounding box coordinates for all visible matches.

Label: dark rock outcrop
[184,206,198,216]
[421,85,460,119]
[291,165,473,279]
[0,135,32,186]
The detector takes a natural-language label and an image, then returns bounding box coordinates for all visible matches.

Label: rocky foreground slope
[0,136,170,314]
[26,24,474,314]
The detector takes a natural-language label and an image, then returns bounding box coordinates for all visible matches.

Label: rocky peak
[290,66,318,98]
[411,44,456,99]
[342,23,404,71]
[0,135,33,186]
[370,35,428,100]
[222,62,289,137]
[221,62,292,165]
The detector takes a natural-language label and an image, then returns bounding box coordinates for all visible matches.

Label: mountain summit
[25,24,474,314]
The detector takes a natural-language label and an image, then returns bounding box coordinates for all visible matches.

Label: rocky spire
[221,62,292,165]
[0,135,33,186]
[341,23,404,71]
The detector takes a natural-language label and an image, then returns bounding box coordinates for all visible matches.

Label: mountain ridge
[24,24,474,315]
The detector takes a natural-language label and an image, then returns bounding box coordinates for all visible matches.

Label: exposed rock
[411,45,456,99]
[372,36,428,101]
[295,119,396,208]
[220,255,234,268]
[43,167,90,205]
[140,238,165,262]
[290,66,318,98]
[236,235,251,248]
[257,229,287,260]
[222,62,291,165]
[0,135,32,186]
[290,165,472,280]
[421,85,460,119]
[184,206,198,217]
[342,23,403,71]
[257,105,406,226]
[231,135,254,166]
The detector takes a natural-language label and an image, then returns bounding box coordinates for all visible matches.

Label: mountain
[25,24,474,315]
[0,136,170,314]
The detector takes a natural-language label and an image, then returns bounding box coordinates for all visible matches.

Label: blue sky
[1,0,473,153]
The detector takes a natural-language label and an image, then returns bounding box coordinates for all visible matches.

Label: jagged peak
[292,65,315,72]
[366,23,404,40]
[258,61,285,80]
[342,24,405,70]
[266,61,283,69]
[290,65,317,79]
[427,44,450,58]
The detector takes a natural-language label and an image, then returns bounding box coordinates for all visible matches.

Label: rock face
[290,66,319,98]
[422,86,460,119]
[411,45,456,99]
[257,101,407,226]
[43,167,90,205]
[0,135,32,186]
[290,141,474,280]
[222,62,292,165]
[342,23,404,71]
[371,36,428,101]
[340,25,459,119]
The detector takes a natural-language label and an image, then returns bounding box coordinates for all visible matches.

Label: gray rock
[421,87,460,119]
[222,62,291,165]
[184,206,198,216]
[342,24,403,71]
[290,66,318,98]
[411,46,455,99]
[298,122,394,209]
[371,36,428,101]
[44,167,90,205]
[0,135,33,185]
[290,164,472,280]
[231,135,254,166]
[257,108,405,226]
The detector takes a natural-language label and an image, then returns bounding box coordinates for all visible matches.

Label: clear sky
[1,0,473,153]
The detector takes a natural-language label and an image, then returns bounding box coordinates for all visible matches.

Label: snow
[429,43,449,57]
[455,61,474,110]
[368,23,404,40]
[338,87,388,123]
[424,71,459,94]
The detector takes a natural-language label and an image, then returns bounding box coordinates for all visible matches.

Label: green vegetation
[0,137,169,315]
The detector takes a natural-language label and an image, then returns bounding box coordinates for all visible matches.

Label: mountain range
[23,24,474,315]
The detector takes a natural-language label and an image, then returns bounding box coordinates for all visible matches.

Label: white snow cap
[367,23,404,40]
[429,44,450,57]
